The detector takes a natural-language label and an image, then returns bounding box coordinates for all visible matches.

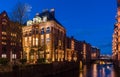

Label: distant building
[0,11,22,62]
[91,47,100,60]
[22,9,66,63]
[65,36,77,61]
[66,37,94,63]
[78,41,92,63]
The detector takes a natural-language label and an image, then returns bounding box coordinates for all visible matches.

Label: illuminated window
[36,38,38,46]
[43,16,47,22]
[33,16,42,24]
[2,32,6,35]
[41,35,44,39]
[36,16,42,23]
[27,20,33,26]
[2,37,6,40]
[46,27,50,33]
[71,40,74,50]
[33,38,35,46]
[11,33,13,36]
[29,37,32,46]
[59,40,62,46]
[31,55,34,59]
[2,42,6,45]
[2,19,7,25]
[2,54,6,58]
[29,31,32,35]
[2,22,7,25]
[46,34,49,38]
[46,38,50,43]
[41,39,44,45]
[25,37,27,46]
[14,34,16,37]
[12,54,16,59]
[41,28,44,34]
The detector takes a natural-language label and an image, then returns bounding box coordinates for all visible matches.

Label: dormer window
[27,20,33,26]
[33,16,42,24]
[43,16,47,22]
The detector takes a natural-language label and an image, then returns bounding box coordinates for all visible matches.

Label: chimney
[50,8,55,16]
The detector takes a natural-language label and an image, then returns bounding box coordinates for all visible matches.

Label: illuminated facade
[22,9,66,63]
[112,0,120,61]
[66,37,95,63]
[66,37,77,61]
[91,47,100,60]
[0,11,22,62]
[76,41,94,63]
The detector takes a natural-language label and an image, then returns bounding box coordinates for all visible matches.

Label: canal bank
[0,62,79,77]
[47,62,117,77]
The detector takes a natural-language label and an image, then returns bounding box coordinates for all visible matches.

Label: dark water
[51,63,120,77]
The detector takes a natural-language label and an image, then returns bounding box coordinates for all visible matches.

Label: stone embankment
[0,62,79,77]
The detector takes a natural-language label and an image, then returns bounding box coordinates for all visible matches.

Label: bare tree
[10,2,32,24]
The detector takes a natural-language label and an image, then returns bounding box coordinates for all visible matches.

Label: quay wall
[0,62,79,77]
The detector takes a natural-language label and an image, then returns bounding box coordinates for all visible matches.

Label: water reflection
[92,64,97,77]
[80,63,115,77]
[51,63,119,77]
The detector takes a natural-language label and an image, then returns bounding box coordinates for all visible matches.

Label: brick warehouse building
[22,9,66,63]
[22,9,100,63]
[0,11,22,62]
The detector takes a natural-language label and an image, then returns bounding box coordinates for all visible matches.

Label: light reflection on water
[79,63,116,77]
[52,63,119,77]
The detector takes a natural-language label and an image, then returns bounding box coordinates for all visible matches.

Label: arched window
[46,27,50,33]
[41,28,44,34]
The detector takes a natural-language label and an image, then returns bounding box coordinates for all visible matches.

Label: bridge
[91,55,113,64]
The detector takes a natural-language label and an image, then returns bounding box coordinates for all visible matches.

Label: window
[29,31,32,36]
[2,37,6,40]
[46,27,50,33]
[27,20,33,26]
[25,37,27,46]
[2,54,6,58]
[33,38,35,46]
[36,38,38,46]
[46,38,50,43]
[2,19,7,25]
[41,28,44,34]
[12,54,16,59]
[43,16,47,22]
[41,39,44,45]
[2,42,6,45]
[33,16,42,24]
[46,38,50,42]
[2,32,6,35]
[29,37,32,46]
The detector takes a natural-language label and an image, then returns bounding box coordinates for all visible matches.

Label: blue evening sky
[0,0,117,55]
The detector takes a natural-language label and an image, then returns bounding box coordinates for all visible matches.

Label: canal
[51,62,120,77]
